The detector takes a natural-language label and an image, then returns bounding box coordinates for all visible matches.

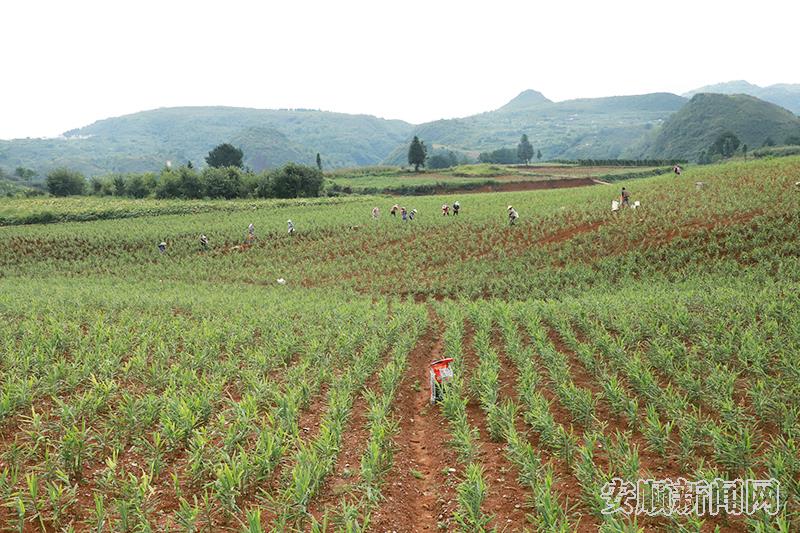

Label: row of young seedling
[466,303,578,532]
[565,300,798,530]
[434,305,497,532]
[495,303,660,531]
[0,300,388,531]
[310,303,429,531]
[268,312,412,531]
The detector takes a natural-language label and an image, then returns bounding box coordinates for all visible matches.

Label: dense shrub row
[45,163,325,200]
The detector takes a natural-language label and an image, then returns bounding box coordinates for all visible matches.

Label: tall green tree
[178,166,204,198]
[46,168,85,196]
[517,134,534,165]
[316,153,322,171]
[202,167,243,199]
[742,144,748,161]
[536,149,542,161]
[112,175,127,196]
[408,136,427,172]
[125,175,149,198]
[270,163,324,198]
[205,143,244,168]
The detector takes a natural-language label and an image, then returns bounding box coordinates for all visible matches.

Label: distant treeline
[44,163,325,200]
[549,159,687,166]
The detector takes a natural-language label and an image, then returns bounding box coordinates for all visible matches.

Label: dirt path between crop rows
[370,311,459,532]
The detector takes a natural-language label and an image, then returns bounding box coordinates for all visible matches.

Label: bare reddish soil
[370,314,459,532]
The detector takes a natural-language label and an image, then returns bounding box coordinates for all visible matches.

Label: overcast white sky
[1,0,798,139]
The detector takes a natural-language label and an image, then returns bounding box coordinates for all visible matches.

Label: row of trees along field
[697,132,800,164]
[407,135,543,170]
[44,144,325,199]
[479,135,542,165]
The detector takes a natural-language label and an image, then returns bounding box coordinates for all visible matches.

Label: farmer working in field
[287,220,295,234]
[158,241,167,253]
[508,206,519,226]
[247,223,255,242]
[199,234,209,249]
[372,206,380,219]
[409,208,417,221]
[442,203,450,216]
[401,207,408,221]
[620,187,631,208]
[390,204,399,217]
[673,164,682,176]
[453,201,461,216]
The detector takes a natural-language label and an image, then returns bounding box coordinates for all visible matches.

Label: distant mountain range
[683,80,800,114]
[633,93,800,160]
[381,92,687,165]
[1,80,799,178]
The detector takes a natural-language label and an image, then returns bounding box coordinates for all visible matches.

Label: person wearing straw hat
[507,205,519,226]
[287,220,295,234]
[199,234,209,250]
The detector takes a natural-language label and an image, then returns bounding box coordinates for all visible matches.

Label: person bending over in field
[409,208,417,221]
[508,206,519,226]
[247,223,255,242]
[158,241,167,253]
[372,206,380,219]
[620,187,630,208]
[673,164,682,176]
[453,201,460,216]
[390,204,399,217]
[442,203,450,216]
[287,220,295,234]
[199,234,209,250]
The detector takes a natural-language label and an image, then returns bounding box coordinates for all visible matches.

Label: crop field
[1,157,799,531]
[326,164,669,194]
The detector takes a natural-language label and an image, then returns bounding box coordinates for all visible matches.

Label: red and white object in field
[430,358,454,404]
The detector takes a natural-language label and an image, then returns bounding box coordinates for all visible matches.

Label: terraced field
[1,157,799,531]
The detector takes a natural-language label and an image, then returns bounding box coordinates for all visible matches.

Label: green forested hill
[381,92,687,164]
[4,87,800,179]
[0,107,414,177]
[639,93,800,160]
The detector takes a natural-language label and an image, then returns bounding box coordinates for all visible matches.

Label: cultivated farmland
[0,157,799,531]
[325,163,671,195]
